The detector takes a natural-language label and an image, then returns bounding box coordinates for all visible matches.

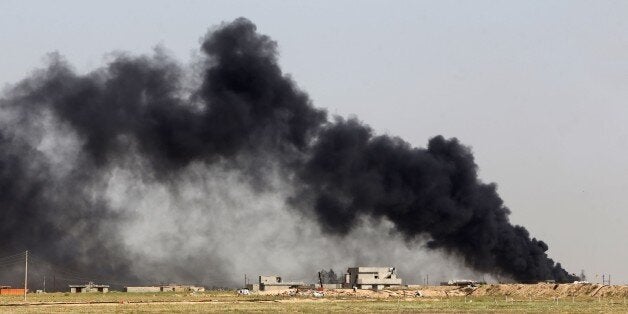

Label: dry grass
[1,290,628,313]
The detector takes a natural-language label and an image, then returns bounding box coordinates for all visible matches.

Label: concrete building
[245,283,260,292]
[125,284,205,293]
[319,283,343,289]
[255,275,305,291]
[69,282,109,293]
[160,284,205,292]
[343,267,402,290]
[125,286,161,293]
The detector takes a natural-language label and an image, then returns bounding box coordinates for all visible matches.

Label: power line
[0,255,25,263]
[28,254,104,277]
[0,252,28,260]
[27,256,136,286]
[0,261,25,268]
[14,251,237,289]
[0,256,25,265]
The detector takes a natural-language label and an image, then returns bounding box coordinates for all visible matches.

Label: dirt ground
[470,283,628,298]
[1,284,627,312]
[259,283,628,300]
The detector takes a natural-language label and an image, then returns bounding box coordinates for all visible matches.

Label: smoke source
[0,18,575,286]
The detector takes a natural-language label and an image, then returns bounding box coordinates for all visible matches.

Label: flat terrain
[1,284,627,313]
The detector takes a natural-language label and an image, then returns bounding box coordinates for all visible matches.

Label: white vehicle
[237,289,251,295]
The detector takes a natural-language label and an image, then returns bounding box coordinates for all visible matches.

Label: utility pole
[43,275,46,293]
[24,250,28,301]
[318,272,323,290]
[244,274,247,288]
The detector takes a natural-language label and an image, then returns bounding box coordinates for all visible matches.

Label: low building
[245,283,260,292]
[159,284,205,292]
[258,275,305,291]
[125,284,204,293]
[343,267,402,290]
[0,286,27,295]
[125,286,162,293]
[319,283,343,289]
[69,282,109,293]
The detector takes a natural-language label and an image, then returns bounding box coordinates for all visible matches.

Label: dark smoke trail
[296,118,574,282]
[0,17,575,284]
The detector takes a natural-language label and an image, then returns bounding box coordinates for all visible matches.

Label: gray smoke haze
[0,18,575,288]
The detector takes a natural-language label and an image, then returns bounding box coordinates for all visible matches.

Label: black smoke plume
[0,18,575,285]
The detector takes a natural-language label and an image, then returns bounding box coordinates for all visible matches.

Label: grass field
[4,300,628,313]
[2,291,628,313]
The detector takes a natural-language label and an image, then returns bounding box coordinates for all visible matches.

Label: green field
[1,291,627,313]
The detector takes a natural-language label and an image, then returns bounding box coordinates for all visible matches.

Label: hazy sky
[1,0,627,283]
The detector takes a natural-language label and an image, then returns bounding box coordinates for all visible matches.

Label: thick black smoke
[298,119,574,282]
[0,18,575,284]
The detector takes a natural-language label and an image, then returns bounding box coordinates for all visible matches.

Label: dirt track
[262,283,628,299]
[0,286,627,313]
[470,283,628,298]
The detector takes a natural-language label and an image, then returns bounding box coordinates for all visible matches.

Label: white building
[69,282,109,293]
[344,267,402,290]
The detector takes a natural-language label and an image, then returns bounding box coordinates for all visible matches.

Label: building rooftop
[69,283,109,288]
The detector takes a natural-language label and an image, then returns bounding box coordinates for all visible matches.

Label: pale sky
[1,0,627,284]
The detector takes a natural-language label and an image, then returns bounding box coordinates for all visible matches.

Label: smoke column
[0,18,575,285]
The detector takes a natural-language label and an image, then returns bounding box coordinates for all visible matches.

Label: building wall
[259,275,282,284]
[69,285,109,293]
[159,285,204,292]
[245,284,260,292]
[345,267,402,289]
[321,284,342,289]
[126,287,162,293]
[0,288,26,295]
[261,285,291,291]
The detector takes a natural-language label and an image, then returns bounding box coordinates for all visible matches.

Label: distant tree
[318,269,342,284]
[328,269,339,284]
[318,269,329,285]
